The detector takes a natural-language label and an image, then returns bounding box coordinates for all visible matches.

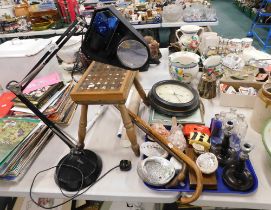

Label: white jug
[176,25,202,52]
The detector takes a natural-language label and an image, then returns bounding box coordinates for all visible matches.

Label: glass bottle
[210,114,223,146]
[224,108,238,126]
[219,111,226,128]
[230,132,241,152]
[216,120,237,166]
[236,114,248,141]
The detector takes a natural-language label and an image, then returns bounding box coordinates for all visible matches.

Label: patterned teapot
[176,25,202,52]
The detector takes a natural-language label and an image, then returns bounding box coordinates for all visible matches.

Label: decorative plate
[262,119,271,157]
[140,142,168,158]
[196,152,218,174]
[137,156,175,186]
[221,54,245,71]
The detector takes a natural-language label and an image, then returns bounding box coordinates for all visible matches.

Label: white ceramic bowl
[203,55,222,68]
[140,142,168,158]
[196,152,218,174]
[192,143,205,155]
[169,51,200,66]
[137,156,175,186]
[169,51,200,81]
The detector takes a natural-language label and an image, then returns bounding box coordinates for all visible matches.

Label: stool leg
[133,76,149,106]
[118,104,140,156]
[78,105,88,149]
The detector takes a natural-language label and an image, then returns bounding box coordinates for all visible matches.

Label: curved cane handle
[126,109,203,204]
[165,139,203,204]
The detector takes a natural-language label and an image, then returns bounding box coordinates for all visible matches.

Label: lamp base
[55,149,102,191]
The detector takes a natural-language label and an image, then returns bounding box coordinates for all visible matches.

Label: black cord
[56,164,84,199]
[29,164,120,209]
[71,30,86,83]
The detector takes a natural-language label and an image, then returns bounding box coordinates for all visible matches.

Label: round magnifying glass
[117,39,149,69]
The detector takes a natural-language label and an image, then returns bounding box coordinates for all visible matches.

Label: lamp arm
[21,19,82,86]
[7,82,76,149]
[6,17,87,149]
[20,17,87,90]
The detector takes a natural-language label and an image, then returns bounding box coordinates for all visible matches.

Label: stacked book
[0,118,53,181]
[0,72,78,181]
[11,73,77,126]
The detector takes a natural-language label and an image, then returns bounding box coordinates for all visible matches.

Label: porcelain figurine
[144,36,161,64]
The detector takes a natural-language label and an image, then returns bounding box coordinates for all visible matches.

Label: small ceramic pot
[241,37,253,49]
[196,152,218,174]
[203,55,223,77]
[228,38,242,52]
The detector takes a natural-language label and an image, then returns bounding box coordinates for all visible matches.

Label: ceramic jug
[176,25,202,52]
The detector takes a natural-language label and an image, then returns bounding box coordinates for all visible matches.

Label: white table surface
[1,48,271,209]
[0,20,218,38]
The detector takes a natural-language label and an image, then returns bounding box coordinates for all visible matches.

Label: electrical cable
[71,23,86,83]
[29,164,120,209]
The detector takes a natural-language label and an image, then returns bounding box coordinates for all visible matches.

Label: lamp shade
[81,6,150,71]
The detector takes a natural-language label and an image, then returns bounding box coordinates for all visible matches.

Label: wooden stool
[70,62,203,204]
[70,61,148,156]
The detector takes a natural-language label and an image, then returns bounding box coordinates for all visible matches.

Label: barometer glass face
[155,84,194,104]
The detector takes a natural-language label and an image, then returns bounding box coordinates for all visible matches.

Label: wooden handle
[127,109,203,204]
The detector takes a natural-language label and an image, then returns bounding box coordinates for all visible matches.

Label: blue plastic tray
[143,137,258,194]
[145,159,258,194]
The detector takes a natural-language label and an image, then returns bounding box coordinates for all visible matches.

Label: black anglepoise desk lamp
[6,6,151,192]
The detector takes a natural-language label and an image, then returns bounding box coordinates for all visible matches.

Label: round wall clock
[148,80,199,117]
